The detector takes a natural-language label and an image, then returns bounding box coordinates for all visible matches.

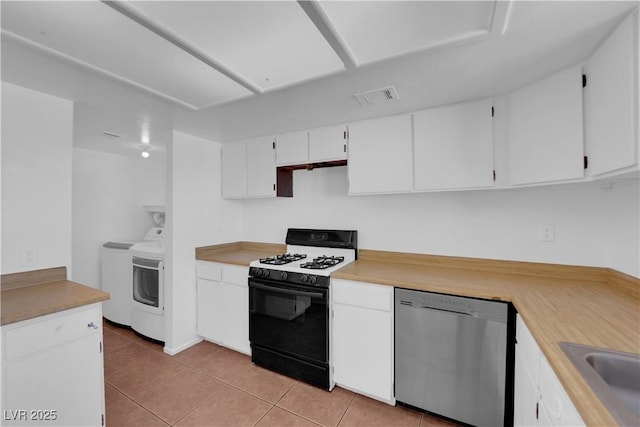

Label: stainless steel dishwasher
[395,288,515,427]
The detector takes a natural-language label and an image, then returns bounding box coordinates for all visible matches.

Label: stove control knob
[301,274,309,283]
[280,271,288,281]
[263,269,270,278]
[309,275,317,285]
[252,268,261,277]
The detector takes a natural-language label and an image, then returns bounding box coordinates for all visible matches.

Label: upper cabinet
[222,137,276,199]
[220,10,638,199]
[246,136,276,197]
[584,11,639,177]
[507,65,585,186]
[413,98,495,191]
[275,125,347,166]
[309,124,348,162]
[275,131,308,166]
[347,114,413,195]
[221,142,247,199]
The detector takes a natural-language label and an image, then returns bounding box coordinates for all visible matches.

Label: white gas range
[247,228,358,390]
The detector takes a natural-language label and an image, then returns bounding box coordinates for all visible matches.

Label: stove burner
[259,253,307,265]
[300,255,345,270]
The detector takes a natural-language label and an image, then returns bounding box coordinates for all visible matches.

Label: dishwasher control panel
[396,288,509,323]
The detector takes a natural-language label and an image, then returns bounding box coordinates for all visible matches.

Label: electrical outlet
[21,248,38,267]
[541,225,555,242]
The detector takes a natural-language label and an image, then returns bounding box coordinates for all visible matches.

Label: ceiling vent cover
[353,86,399,106]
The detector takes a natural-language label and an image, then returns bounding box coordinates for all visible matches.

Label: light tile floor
[103,321,460,427]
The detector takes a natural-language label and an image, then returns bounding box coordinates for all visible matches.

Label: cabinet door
[413,98,494,190]
[309,124,347,162]
[538,356,585,427]
[585,11,638,176]
[347,115,413,194]
[276,131,308,166]
[222,282,250,355]
[507,65,584,185]
[246,136,276,197]
[4,333,103,426]
[222,142,247,199]
[332,303,393,403]
[514,346,540,427]
[196,278,224,343]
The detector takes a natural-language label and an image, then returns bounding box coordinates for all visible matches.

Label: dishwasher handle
[399,300,477,317]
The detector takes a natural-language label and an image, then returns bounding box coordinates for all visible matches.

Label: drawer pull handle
[87,322,99,330]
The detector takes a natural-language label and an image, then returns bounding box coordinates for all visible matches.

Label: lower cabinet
[196,261,250,355]
[1,303,105,427]
[514,314,585,427]
[331,279,394,404]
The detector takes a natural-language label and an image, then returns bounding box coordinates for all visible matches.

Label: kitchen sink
[559,342,640,426]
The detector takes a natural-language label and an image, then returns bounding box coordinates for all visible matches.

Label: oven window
[249,280,328,364]
[133,265,159,307]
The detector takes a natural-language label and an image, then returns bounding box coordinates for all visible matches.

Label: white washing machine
[130,226,166,342]
[101,241,136,326]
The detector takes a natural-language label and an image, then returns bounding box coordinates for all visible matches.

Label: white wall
[71,147,166,289]
[1,82,73,275]
[165,130,242,354]
[242,167,640,278]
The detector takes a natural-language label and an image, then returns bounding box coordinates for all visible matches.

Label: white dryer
[130,227,166,342]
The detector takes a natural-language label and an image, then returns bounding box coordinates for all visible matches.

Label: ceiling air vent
[353,86,399,106]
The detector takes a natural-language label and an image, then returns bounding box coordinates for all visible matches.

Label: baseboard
[163,336,203,356]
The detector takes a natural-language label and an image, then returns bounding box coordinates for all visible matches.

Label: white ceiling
[1,1,638,158]
[1,0,511,109]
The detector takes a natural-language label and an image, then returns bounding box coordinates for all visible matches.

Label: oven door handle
[249,282,324,299]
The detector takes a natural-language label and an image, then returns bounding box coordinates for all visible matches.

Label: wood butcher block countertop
[1,267,110,326]
[333,249,640,427]
[196,243,639,426]
[196,241,286,266]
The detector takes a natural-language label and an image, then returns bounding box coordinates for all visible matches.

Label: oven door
[249,278,329,365]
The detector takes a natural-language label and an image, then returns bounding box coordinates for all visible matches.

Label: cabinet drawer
[197,261,221,281]
[4,305,102,361]
[332,279,392,311]
[222,265,248,286]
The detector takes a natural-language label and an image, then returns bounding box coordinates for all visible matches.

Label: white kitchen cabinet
[222,137,276,199]
[507,65,585,186]
[221,141,247,199]
[538,355,585,427]
[584,10,639,177]
[276,130,309,166]
[196,261,250,355]
[413,98,495,190]
[513,314,585,427]
[309,124,348,162]
[246,136,276,197]
[1,304,105,427]
[276,125,347,166]
[347,114,413,195]
[331,279,394,404]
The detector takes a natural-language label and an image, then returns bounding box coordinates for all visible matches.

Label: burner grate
[300,255,345,270]
[259,253,307,265]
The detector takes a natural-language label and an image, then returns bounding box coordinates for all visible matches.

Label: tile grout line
[334,391,357,427]
[104,382,169,427]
